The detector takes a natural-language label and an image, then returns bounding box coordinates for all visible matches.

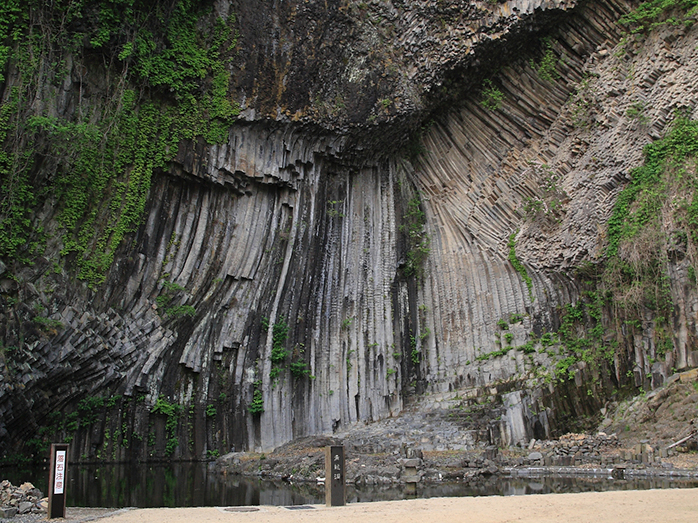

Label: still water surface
[2,462,697,508]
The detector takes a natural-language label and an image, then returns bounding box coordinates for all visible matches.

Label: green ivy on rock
[0,0,239,286]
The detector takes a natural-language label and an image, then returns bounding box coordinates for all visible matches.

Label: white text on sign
[54,450,66,494]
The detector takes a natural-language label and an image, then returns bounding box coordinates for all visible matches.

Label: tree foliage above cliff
[0,0,239,285]
[620,0,698,33]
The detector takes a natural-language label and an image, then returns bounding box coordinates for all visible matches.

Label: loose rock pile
[0,481,46,519]
[528,433,621,466]
[551,432,620,457]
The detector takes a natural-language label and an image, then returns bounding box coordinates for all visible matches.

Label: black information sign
[48,443,69,519]
[325,445,346,506]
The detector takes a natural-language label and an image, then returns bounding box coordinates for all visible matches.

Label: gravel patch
[0,507,130,523]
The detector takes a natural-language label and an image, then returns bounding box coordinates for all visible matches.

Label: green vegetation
[620,0,698,33]
[400,195,431,278]
[540,332,556,347]
[530,37,560,82]
[551,291,612,381]
[290,360,310,379]
[410,337,421,364]
[569,73,598,129]
[156,280,196,318]
[151,395,182,457]
[32,316,64,335]
[480,79,504,111]
[476,347,512,362]
[0,0,239,286]
[626,101,650,124]
[263,316,290,380]
[521,181,683,386]
[13,393,132,461]
[596,115,698,363]
[507,231,534,300]
[518,339,537,354]
[607,116,698,257]
[249,380,264,416]
[327,200,345,218]
[522,164,568,226]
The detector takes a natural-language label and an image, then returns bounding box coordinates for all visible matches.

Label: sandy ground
[82,488,698,523]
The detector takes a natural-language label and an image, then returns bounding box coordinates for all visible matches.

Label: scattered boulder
[527,451,543,461]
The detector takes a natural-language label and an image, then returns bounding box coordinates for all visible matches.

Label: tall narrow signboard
[325,445,346,506]
[48,443,69,519]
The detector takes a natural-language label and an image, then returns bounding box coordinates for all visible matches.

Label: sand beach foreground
[80,488,698,523]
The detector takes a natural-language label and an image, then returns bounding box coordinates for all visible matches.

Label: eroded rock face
[229,0,581,130]
[3,0,698,459]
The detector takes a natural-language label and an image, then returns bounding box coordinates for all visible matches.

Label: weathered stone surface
[0,507,17,518]
[0,481,44,516]
[3,0,698,461]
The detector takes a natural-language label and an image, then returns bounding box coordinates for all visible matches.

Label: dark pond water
[2,462,698,508]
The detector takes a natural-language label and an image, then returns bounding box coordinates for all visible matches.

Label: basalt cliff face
[2,0,698,461]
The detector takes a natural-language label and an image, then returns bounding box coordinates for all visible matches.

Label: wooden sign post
[48,443,69,519]
[325,445,346,506]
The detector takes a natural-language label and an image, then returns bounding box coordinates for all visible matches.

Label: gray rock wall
[4,0,698,459]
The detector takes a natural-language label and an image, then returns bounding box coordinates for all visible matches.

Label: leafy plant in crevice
[568,73,599,129]
[32,315,64,336]
[0,0,240,287]
[327,200,345,218]
[475,346,512,362]
[264,316,290,380]
[400,195,431,278]
[551,291,613,382]
[409,335,421,365]
[155,279,196,318]
[248,380,264,416]
[530,37,560,82]
[480,79,504,111]
[507,231,534,301]
[626,101,650,124]
[151,395,183,457]
[290,360,310,379]
[522,162,568,228]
